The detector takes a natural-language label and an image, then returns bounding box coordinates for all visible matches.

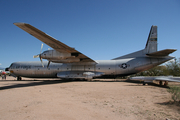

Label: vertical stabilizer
[145,26,157,54]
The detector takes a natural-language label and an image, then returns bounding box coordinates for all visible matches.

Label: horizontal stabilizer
[146,49,176,56]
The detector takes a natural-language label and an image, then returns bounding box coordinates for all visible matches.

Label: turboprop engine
[41,50,71,60]
[40,50,80,63]
[33,44,80,67]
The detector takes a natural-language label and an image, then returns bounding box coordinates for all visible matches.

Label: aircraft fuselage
[9,56,172,79]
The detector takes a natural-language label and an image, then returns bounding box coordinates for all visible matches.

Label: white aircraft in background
[0,69,8,76]
[6,23,176,81]
[130,76,180,86]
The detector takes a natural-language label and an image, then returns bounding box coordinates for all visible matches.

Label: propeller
[40,57,44,68]
[33,54,39,58]
[33,43,44,67]
[47,61,51,68]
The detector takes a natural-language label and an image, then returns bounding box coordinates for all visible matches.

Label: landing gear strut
[17,76,22,81]
[143,82,148,85]
[159,81,163,85]
[164,81,168,86]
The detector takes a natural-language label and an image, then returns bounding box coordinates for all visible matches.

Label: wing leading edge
[14,23,96,63]
[130,76,180,83]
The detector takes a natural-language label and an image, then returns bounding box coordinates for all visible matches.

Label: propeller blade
[33,43,44,67]
[33,55,39,58]
[47,61,51,68]
[40,57,44,67]
[40,43,43,54]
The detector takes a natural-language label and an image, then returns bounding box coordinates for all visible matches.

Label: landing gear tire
[159,81,162,85]
[164,81,168,86]
[17,76,22,81]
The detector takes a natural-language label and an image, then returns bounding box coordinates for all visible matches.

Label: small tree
[135,65,167,76]
[147,65,166,76]
[165,58,180,76]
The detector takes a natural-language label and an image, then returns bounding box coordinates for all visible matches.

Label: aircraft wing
[14,23,96,63]
[130,76,180,82]
[155,77,180,82]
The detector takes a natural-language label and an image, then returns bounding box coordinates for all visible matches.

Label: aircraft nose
[5,67,9,71]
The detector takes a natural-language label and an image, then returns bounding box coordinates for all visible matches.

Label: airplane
[0,68,9,76]
[6,23,176,81]
[0,70,6,76]
[0,67,4,75]
[0,69,10,80]
[130,76,180,86]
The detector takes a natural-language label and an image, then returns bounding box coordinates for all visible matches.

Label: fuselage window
[16,66,20,69]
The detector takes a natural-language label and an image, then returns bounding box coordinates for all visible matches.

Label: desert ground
[0,76,180,120]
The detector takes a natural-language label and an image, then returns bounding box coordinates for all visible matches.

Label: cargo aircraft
[7,23,176,80]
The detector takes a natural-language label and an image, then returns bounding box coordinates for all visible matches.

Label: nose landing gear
[17,76,22,81]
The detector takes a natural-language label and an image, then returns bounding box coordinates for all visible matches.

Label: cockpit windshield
[9,63,14,68]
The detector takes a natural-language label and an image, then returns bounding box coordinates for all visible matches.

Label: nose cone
[5,67,9,71]
[40,53,46,59]
[2,71,6,75]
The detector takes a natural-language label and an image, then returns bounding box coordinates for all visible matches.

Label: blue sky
[0,0,180,68]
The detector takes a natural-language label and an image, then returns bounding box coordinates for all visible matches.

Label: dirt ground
[0,76,180,120]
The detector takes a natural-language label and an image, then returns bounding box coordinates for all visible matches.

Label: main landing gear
[159,81,168,86]
[143,81,168,86]
[17,76,22,81]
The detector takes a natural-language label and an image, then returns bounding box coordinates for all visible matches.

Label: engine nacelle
[40,50,80,63]
[41,50,71,59]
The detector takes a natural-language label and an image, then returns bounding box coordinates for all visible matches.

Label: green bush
[168,85,180,102]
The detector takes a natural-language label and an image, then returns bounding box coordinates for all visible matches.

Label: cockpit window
[9,63,14,68]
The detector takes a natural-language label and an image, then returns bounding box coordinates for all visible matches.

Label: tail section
[113,25,176,60]
[145,25,157,54]
[113,25,158,60]
[145,26,176,57]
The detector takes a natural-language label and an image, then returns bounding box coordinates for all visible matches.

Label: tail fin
[145,25,157,54]
[112,25,176,60]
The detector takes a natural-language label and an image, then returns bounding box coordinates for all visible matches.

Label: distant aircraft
[130,76,180,86]
[0,69,7,76]
[7,23,176,80]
